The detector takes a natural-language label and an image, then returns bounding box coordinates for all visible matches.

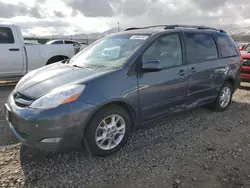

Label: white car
[46,39,88,52]
[0,24,77,80]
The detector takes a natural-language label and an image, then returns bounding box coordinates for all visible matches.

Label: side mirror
[141,60,162,71]
[239,46,244,51]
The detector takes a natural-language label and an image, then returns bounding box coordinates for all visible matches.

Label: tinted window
[52,41,63,44]
[185,33,218,64]
[65,41,75,44]
[215,33,238,57]
[244,44,250,51]
[142,34,182,68]
[0,27,14,44]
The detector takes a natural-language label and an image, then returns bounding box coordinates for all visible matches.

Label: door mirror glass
[142,60,162,71]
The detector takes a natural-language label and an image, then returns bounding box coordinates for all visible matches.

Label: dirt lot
[0,84,250,188]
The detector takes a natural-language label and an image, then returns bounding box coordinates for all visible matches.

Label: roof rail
[125,27,140,31]
[164,25,226,33]
[125,25,168,31]
[125,24,226,33]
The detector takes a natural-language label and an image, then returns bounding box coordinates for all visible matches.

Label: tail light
[240,55,244,64]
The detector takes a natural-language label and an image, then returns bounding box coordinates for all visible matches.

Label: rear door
[138,33,189,122]
[0,26,24,78]
[183,31,220,108]
[213,33,241,86]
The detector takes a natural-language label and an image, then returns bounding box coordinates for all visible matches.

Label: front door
[137,33,188,122]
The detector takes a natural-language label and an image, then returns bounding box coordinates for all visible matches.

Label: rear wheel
[85,105,132,157]
[208,82,233,112]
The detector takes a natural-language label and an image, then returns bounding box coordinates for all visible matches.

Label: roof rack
[125,27,140,31]
[125,24,226,33]
[164,25,226,33]
[125,25,169,31]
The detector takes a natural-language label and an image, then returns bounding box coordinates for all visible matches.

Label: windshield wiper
[72,64,91,69]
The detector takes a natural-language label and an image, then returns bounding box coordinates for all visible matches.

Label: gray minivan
[5,25,241,156]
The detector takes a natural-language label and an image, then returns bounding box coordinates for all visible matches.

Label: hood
[15,63,112,99]
[240,50,250,59]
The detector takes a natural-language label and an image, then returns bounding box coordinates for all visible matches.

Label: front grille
[243,59,250,66]
[241,70,250,74]
[13,92,34,107]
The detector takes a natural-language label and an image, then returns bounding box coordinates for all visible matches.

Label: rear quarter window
[214,33,238,58]
[0,27,14,44]
[184,32,218,64]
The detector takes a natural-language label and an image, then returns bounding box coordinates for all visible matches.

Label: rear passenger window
[215,33,238,58]
[52,41,64,44]
[0,27,14,44]
[65,41,75,44]
[184,32,218,64]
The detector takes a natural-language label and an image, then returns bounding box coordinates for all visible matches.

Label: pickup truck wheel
[84,105,132,157]
[207,82,233,112]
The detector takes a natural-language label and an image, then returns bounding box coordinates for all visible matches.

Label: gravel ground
[0,83,250,188]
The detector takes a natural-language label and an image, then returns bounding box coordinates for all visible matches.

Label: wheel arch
[225,77,236,92]
[83,100,138,133]
[46,55,69,65]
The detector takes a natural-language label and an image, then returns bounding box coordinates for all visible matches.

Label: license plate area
[4,104,11,122]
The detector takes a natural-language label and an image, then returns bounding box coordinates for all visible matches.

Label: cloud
[0,2,44,18]
[36,0,47,3]
[0,2,19,18]
[54,11,66,18]
[1,0,250,36]
[191,0,228,11]
[29,4,44,18]
[66,0,114,17]
[120,0,148,16]
[14,20,71,36]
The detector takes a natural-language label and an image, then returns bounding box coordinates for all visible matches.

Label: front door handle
[177,69,186,76]
[189,67,196,73]
[9,48,20,51]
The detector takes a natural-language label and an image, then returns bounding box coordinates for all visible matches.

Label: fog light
[40,138,62,143]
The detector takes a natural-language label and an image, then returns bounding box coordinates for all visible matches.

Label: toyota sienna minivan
[5,25,241,156]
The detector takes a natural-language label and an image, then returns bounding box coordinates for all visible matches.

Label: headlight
[30,85,85,110]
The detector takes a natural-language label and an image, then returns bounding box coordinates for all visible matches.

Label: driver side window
[142,33,182,69]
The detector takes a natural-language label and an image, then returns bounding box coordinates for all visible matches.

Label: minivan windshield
[69,34,149,68]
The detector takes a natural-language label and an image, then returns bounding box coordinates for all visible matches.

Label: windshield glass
[69,34,149,68]
[244,44,250,51]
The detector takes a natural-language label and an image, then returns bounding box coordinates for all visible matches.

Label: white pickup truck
[0,24,77,80]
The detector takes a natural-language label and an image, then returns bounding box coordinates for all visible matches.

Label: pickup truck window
[0,27,14,44]
[65,41,76,44]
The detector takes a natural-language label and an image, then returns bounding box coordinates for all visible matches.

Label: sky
[0,0,250,36]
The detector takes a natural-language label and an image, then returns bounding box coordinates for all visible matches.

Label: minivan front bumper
[5,94,96,152]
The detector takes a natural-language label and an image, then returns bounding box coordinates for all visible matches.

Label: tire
[84,105,132,157]
[208,82,233,112]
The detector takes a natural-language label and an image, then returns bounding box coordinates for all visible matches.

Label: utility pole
[117,22,120,32]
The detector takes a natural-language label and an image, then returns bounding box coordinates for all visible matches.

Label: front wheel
[85,105,132,157]
[208,82,233,112]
